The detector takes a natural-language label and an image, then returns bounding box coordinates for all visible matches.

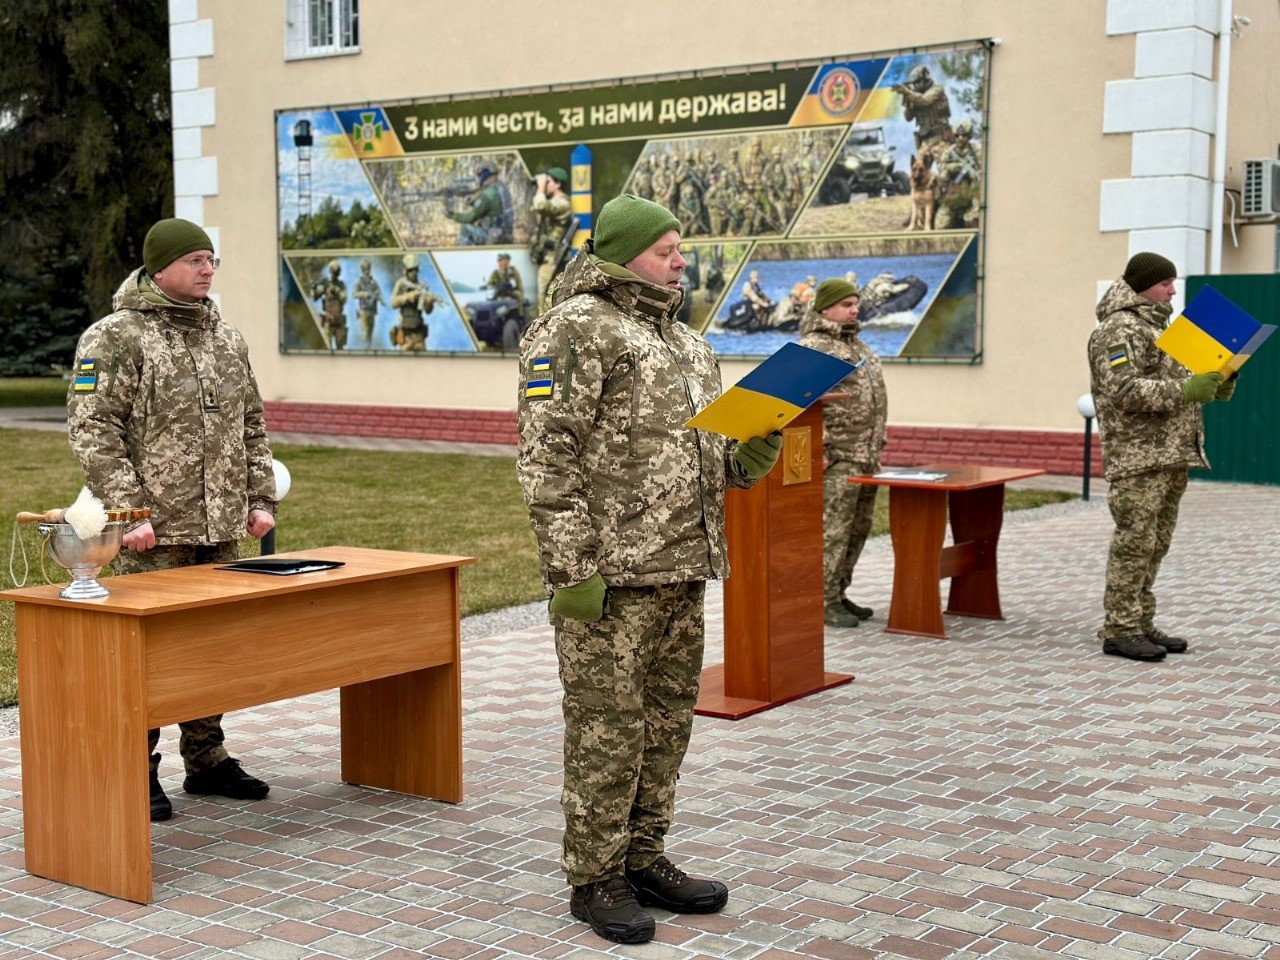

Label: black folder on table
[217,558,345,576]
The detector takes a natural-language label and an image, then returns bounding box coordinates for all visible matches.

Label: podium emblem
[781,426,811,485]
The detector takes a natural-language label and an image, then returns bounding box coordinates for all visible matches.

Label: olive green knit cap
[814,277,860,313]
[143,218,214,274]
[593,194,681,267]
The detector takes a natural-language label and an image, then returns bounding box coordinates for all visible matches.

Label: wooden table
[0,545,474,903]
[848,464,1045,638]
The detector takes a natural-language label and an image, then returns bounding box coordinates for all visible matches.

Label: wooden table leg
[884,486,949,638]
[946,484,1005,620]
[339,570,463,803]
[17,607,153,903]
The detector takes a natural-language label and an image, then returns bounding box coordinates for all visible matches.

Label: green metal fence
[1186,273,1279,486]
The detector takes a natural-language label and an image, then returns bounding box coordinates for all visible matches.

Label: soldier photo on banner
[310,260,348,351]
[352,258,385,345]
[282,254,472,353]
[796,49,985,239]
[276,42,990,360]
[529,165,577,310]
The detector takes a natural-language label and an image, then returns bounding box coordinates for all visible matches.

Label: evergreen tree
[0,1,173,375]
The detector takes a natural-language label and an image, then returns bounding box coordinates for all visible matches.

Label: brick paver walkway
[1,480,1278,959]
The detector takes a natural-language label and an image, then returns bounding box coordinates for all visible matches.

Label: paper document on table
[874,470,949,481]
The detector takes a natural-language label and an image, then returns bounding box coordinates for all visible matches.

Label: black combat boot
[569,876,655,943]
[183,757,270,800]
[150,763,172,823]
[841,598,874,621]
[1102,635,1167,661]
[824,602,860,628]
[625,856,729,913]
[1146,627,1188,654]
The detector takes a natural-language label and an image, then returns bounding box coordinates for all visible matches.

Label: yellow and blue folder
[685,342,856,442]
[1155,286,1276,376]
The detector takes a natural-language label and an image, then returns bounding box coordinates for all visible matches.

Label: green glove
[1215,372,1238,401]
[549,572,606,621]
[1181,372,1223,404]
[733,432,784,480]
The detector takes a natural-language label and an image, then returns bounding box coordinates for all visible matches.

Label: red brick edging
[264,401,1104,477]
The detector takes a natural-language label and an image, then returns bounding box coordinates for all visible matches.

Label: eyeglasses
[178,256,220,270]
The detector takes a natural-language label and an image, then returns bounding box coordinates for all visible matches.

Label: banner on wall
[276,42,990,359]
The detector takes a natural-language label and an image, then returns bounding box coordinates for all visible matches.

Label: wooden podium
[696,398,854,719]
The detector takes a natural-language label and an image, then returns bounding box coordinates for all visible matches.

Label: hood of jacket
[112,268,219,330]
[551,242,684,322]
[797,306,860,340]
[1096,276,1173,330]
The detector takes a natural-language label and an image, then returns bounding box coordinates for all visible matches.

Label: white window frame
[285,0,360,61]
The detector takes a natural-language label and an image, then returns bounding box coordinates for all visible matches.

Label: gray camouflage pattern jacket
[517,245,758,590]
[1087,277,1208,482]
[798,310,888,470]
[67,269,276,544]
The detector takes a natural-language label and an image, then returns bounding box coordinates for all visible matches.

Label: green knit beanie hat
[1123,251,1176,294]
[143,218,214,274]
[814,277,860,313]
[593,194,681,267]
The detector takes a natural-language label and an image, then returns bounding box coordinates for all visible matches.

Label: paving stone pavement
[2,424,1279,957]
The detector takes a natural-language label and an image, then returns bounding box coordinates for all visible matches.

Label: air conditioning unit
[1241,158,1280,216]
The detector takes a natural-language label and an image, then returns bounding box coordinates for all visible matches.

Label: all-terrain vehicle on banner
[467,293,532,351]
[819,124,910,204]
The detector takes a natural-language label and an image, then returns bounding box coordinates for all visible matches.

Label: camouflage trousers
[399,325,428,352]
[358,309,377,344]
[113,542,237,775]
[823,460,879,605]
[1100,466,1188,639]
[554,581,705,887]
[323,317,348,351]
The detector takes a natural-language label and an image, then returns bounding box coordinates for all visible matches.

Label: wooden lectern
[696,397,854,719]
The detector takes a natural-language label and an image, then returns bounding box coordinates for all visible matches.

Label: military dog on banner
[907,153,937,231]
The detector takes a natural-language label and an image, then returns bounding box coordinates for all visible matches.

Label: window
[285,0,359,60]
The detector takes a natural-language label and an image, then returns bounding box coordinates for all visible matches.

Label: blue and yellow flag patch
[73,358,97,392]
[1107,344,1130,368]
[525,357,554,399]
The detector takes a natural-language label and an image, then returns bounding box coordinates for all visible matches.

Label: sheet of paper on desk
[685,342,855,442]
[874,470,949,481]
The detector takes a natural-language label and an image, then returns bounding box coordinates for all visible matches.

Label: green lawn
[0,425,1073,707]
[0,376,68,407]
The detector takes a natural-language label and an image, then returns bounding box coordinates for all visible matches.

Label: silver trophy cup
[38,521,125,600]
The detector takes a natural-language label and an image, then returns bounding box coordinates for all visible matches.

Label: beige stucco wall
[195,0,1279,433]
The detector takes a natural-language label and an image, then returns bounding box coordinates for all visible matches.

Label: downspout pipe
[1209,0,1233,274]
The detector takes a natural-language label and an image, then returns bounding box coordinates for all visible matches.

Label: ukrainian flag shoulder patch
[1107,343,1130,368]
[525,357,554,399]
[73,358,98,392]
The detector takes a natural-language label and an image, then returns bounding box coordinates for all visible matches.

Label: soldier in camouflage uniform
[352,258,384,345]
[935,122,981,230]
[447,165,508,245]
[530,167,576,308]
[896,64,952,162]
[66,219,277,822]
[517,195,782,944]
[798,278,888,628]
[311,259,348,350]
[1087,252,1234,661]
[389,254,437,352]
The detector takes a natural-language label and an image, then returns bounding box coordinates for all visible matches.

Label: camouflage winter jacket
[67,269,276,545]
[1087,277,1208,482]
[517,244,758,590]
[798,310,888,470]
